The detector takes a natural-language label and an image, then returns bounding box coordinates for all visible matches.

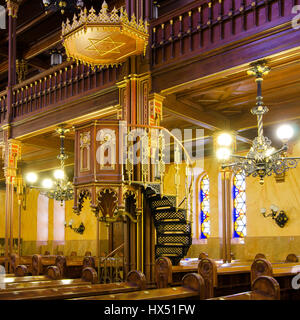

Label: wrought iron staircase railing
[123,124,194,265]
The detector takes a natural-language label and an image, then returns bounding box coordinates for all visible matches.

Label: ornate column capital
[6,0,21,18]
[2,138,22,184]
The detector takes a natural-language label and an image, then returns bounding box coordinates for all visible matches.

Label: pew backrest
[155,257,172,288]
[251,258,273,283]
[254,253,267,260]
[198,252,209,260]
[285,253,299,263]
[197,258,218,298]
[210,276,280,300]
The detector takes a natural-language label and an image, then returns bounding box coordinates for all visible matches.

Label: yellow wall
[0,188,108,256]
[164,139,300,261]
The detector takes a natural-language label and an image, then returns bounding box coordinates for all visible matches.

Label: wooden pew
[1,275,52,284]
[53,253,98,279]
[0,278,92,292]
[0,270,146,300]
[31,254,58,276]
[54,255,84,279]
[83,254,124,283]
[285,253,299,263]
[251,258,300,300]
[10,254,32,275]
[14,251,90,277]
[156,256,300,299]
[72,273,205,300]
[209,276,280,300]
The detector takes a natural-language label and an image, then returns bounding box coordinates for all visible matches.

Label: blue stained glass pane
[232,185,239,199]
[232,172,246,238]
[200,190,205,202]
[200,174,210,239]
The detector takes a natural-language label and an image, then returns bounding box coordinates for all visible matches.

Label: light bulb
[54,169,65,180]
[217,132,233,147]
[270,204,279,212]
[26,172,38,184]
[276,124,294,142]
[42,178,53,189]
[216,147,231,160]
[265,147,275,157]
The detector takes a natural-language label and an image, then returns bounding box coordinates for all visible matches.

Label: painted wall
[164,139,300,262]
[0,188,108,256]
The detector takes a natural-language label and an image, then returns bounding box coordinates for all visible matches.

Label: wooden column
[2,134,21,272]
[6,1,19,123]
[16,176,23,257]
[220,169,232,263]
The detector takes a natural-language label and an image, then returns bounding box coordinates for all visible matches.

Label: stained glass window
[53,200,65,244]
[37,193,49,244]
[232,171,246,238]
[200,174,210,239]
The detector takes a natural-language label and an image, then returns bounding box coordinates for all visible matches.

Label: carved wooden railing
[150,0,294,67]
[0,61,119,125]
[0,0,292,125]
[0,90,7,125]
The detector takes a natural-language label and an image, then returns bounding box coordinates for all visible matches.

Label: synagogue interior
[0,0,300,301]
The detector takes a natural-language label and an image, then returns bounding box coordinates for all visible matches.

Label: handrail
[103,243,124,262]
[13,61,73,91]
[126,123,195,224]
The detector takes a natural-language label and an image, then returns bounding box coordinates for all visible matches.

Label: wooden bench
[14,251,91,277]
[54,255,84,279]
[10,254,32,275]
[209,276,280,300]
[71,273,205,300]
[0,270,146,300]
[83,254,124,283]
[0,278,92,292]
[31,254,58,276]
[251,258,300,300]
[156,256,300,299]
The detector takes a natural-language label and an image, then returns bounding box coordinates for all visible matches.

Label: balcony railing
[0,61,119,125]
[150,0,293,67]
[0,0,294,125]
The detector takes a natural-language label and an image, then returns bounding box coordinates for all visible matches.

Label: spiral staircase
[144,184,192,265]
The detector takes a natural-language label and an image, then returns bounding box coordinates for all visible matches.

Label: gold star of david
[86,37,126,56]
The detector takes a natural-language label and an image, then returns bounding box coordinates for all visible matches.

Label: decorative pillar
[16,175,24,257]
[6,0,19,123]
[220,168,232,263]
[2,128,21,272]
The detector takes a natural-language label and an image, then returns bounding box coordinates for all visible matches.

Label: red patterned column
[2,127,21,271]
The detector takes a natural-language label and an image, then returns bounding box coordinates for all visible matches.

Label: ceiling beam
[231,98,300,132]
[164,95,252,144]
[23,31,61,60]
[21,136,74,154]
[164,95,229,131]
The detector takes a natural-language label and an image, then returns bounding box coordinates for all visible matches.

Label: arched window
[53,200,65,244]
[37,193,49,244]
[232,171,246,238]
[200,174,210,239]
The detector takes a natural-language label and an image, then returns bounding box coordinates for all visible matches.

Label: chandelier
[42,0,84,14]
[26,126,74,204]
[61,1,149,69]
[216,60,300,185]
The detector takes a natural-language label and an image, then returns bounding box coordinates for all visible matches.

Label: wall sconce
[64,219,85,234]
[261,204,288,228]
